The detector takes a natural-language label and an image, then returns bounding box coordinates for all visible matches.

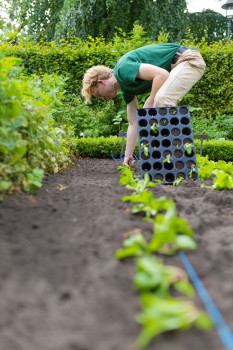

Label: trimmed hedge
[194,139,233,162]
[76,136,124,159]
[1,30,233,118]
[76,137,233,162]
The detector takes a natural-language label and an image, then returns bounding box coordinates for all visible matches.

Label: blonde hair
[81,66,113,103]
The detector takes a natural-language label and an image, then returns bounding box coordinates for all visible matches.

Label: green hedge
[185,42,233,117]
[76,136,124,158]
[194,139,233,162]
[1,27,233,118]
[77,137,233,162]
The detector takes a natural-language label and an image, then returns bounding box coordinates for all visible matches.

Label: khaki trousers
[153,49,206,107]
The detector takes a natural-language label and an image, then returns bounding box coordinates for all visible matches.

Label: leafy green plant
[202,170,233,190]
[141,143,149,157]
[151,123,159,134]
[197,154,233,189]
[115,233,148,259]
[23,168,44,193]
[134,255,195,297]
[0,55,77,195]
[116,158,213,348]
[148,204,196,254]
[184,143,194,155]
[188,164,196,179]
[123,192,170,219]
[136,294,212,349]
[163,154,173,163]
[173,177,185,186]
[118,167,155,194]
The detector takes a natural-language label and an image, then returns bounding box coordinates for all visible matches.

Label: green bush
[182,40,233,118]
[2,26,233,120]
[76,137,233,162]
[54,94,124,138]
[76,136,128,158]
[0,55,77,195]
[191,113,233,140]
[195,139,233,162]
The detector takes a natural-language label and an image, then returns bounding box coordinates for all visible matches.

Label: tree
[6,0,188,42]
[188,9,228,43]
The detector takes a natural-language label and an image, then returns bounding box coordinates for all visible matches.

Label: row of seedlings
[115,166,212,349]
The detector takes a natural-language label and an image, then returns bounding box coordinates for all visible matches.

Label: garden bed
[0,158,233,350]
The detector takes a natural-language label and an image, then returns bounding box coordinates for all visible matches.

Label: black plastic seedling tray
[136,106,199,184]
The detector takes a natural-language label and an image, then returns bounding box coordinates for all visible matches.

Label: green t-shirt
[113,43,181,104]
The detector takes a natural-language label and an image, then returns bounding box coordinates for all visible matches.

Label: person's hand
[124,155,134,166]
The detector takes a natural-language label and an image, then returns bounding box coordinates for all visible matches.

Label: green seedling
[117,167,155,194]
[117,165,138,187]
[134,255,195,297]
[126,173,155,194]
[151,123,159,134]
[136,294,212,349]
[163,154,173,163]
[184,142,194,155]
[141,143,149,156]
[123,192,171,219]
[201,169,233,190]
[115,232,148,259]
[148,203,194,253]
[197,154,233,182]
[173,177,185,186]
[188,164,196,179]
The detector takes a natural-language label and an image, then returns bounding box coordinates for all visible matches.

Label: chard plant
[117,165,138,187]
[115,232,147,259]
[116,162,212,348]
[136,294,212,349]
[202,169,233,190]
[147,204,196,254]
[197,154,233,189]
[122,192,170,218]
[134,255,195,297]
[118,166,155,194]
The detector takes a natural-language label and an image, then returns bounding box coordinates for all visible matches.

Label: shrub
[76,137,233,162]
[195,139,233,162]
[0,55,77,195]
[2,26,233,119]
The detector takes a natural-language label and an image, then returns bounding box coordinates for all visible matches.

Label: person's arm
[136,63,169,108]
[124,96,138,166]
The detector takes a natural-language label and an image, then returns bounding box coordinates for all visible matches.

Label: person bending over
[81,43,206,166]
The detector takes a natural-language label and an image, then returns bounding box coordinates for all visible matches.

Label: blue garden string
[178,250,233,350]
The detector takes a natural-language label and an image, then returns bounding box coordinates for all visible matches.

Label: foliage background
[0,55,77,195]
[1,0,231,43]
[1,24,233,139]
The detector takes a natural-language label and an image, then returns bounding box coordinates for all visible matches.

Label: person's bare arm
[136,63,169,108]
[124,96,138,166]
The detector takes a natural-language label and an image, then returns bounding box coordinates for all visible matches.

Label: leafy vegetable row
[115,166,212,349]
[197,154,233,189]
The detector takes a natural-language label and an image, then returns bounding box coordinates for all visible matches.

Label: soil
[0,158,233,350]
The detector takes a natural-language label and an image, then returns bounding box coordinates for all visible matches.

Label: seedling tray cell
[136,106,199,184]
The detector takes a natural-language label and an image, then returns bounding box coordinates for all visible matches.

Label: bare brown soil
[0,158,233,350]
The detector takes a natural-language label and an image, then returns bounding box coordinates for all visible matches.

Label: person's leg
[154,53,205,107]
